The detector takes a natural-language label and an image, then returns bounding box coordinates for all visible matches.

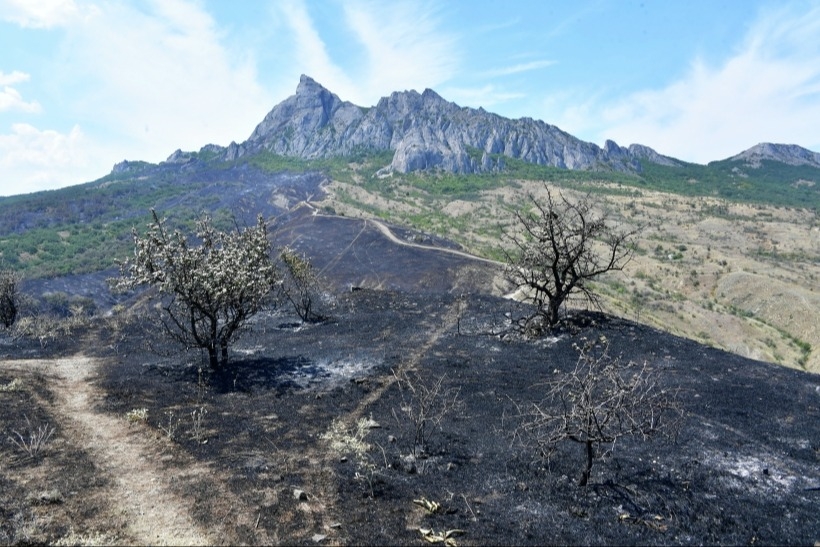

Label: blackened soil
[270,207,502,295]
[65,288,820,545]
[3,207,819,544]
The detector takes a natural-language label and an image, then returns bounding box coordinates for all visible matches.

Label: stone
[229,75,651,176]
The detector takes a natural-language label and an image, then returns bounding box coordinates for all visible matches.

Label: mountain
[2,74,819,376]
[726,142,820,168]
[200,75,663,175]
[172,76,820,186]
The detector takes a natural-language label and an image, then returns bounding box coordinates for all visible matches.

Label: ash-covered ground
[8,284,806,545]
[2,208,819,545]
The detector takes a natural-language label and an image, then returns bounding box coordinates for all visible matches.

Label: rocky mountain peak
[728,143,820,168]
[189,76,687,175]
[145,76,820,179]
[627,144,681,167]
[295,74,324,94]
[226,76,663,175]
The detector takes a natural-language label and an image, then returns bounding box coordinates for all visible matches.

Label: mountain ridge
[181,75,661,175]
[724,142,820,168]
[161,75,817,178]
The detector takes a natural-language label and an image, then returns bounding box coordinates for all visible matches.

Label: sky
[1,0,819,197]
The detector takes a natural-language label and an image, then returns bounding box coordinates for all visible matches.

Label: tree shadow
[197,355,318,394]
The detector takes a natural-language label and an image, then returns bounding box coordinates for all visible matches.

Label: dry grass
[8,415,55,458]
[321,178,820,373]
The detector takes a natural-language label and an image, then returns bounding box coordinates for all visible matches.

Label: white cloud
[342,0,458,98]
[0,123,102,195]
[0,0,277,194]
[481,60,556,79]
[544,7,820,163]
[0,70,30,86]
[571,4,820,162]
[0,72,41,113]
[442,84,525,110]
[46,0,272,160]
[0,122,84,167]
[0,0,87,28]
[273,0,457,105]
[274,0,357,100]
[0,85,42,113]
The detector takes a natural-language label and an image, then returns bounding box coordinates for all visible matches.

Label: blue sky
[1,0,819,197]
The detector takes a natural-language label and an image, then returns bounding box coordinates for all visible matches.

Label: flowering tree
[116,211,279,369]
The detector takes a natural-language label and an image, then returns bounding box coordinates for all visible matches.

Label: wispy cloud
[481,60,556,79]
[342,0,458,98]
[53,1,268,147]
[0,70,30,86]
[0,71,41,113]
[443,84,525,110]
[274,0,357,100]
[62,0,271,150]
[274,0,458,105]
[0,123,95,195]
[0,85,42,113]
[0,123,85,167]
[568,3,820,161]
[0,0,274,194]
[0,0,92,28]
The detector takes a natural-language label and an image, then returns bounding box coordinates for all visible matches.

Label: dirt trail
[278,299,466,544]
[365,218,502,266]
[351,297,464,417]
[5,356,263,546]
[303,201,502,267]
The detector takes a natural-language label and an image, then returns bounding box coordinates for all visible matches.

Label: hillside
[1,93,819,543]
[1,76,819,375]
[317,159,820,372]
[2,233,819,544]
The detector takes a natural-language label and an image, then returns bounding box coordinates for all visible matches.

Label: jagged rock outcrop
[210,75,662,175]
[627,144,681,167]
[165,149,195,164]
[138,77,816,179]
[727,143,820,169]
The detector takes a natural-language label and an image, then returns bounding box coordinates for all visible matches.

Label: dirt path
[5,356,264,546]
[365,218,502,266]
[302,201,503,267]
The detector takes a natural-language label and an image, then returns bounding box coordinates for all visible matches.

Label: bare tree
[391,369,464,458]
[0,268,21,329]
[279,246,328,323]
[503,188,638,333]
[516,338,682,486]
[114,211,279,369]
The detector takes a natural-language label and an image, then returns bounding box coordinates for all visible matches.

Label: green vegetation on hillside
[0,165,249,279]
[1,149,818,282]
[639,161,820,209]
[246,149,394,184]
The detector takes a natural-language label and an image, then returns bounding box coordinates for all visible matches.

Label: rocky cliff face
[154,76,817,178]
[727,143,820,168]
[212,75,660,175]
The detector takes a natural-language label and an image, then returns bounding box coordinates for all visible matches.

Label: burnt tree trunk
[220,338,229,367]
[207,345,219,369]
[579,439,594,486]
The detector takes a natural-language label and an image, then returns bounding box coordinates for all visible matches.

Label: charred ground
[1,210,819,545]
[3,297,820,544]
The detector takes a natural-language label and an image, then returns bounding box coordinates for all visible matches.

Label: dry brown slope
[319,176,820,373]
